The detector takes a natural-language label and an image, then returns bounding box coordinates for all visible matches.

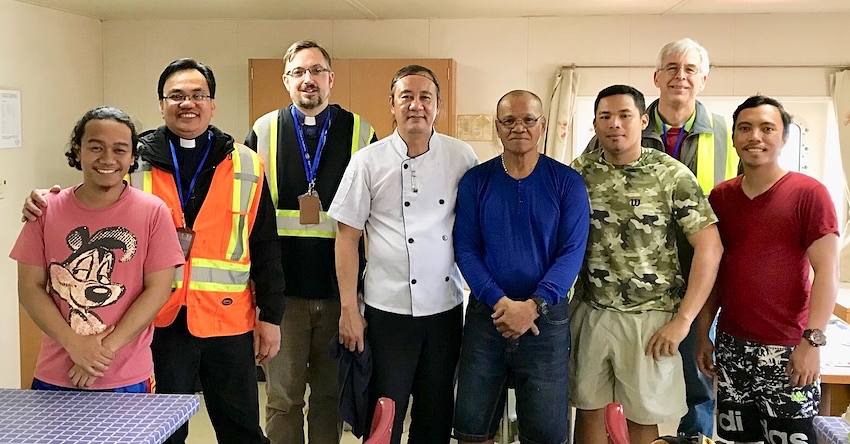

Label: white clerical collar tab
[179,138,196,148]
[304,115,317,126]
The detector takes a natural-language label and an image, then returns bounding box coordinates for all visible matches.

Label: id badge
[298,191,322,225]
[176,227,195,260]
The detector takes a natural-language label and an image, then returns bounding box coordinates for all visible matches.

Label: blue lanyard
[168,131,213,212]
[661,123,687,160]
[290,106,334,190]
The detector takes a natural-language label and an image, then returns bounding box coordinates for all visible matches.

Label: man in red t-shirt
[696,95,838,443]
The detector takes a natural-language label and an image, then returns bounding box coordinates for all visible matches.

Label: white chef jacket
[328,130,478,316]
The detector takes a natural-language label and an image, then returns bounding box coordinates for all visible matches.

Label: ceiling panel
[672,0,850,14]
[16,0,850,20]
[18,0,371,20]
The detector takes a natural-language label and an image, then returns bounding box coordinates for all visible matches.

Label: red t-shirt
[10,186,184,389]
[709,172,838,346]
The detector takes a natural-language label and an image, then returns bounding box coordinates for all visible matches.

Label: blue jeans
[454,297,571,444]
[32,377,153,393]
[678,317,716,437]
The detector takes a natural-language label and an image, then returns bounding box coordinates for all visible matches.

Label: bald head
[495,90,546,155]
[497,90,543,116]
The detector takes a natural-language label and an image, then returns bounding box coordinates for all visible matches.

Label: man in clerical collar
[23,58,285,444]
[244,40,377,444]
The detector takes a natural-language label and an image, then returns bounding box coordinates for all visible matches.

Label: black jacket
[332,338,371,438]
[245,105,374,300]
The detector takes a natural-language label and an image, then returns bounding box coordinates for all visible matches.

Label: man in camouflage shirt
[570,85,723,444]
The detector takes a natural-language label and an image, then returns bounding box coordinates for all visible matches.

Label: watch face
[805,329,826,346]
[532,297,548,316]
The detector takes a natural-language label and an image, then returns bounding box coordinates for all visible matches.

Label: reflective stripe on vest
[129,148,260,291]
[694,113,739,194]
[228,147,260,261]
[183,258,251,291]
[256,109,373,238]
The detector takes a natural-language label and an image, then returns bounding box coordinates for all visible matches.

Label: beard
[296,93,324,110]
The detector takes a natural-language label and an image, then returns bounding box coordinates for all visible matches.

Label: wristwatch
[802,328,827,347]
[531,297,549,317]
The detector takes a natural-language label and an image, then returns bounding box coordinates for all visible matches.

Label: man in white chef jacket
[328,64,478,444]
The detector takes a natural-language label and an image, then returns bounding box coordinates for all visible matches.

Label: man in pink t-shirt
[696,96,839,443]
[10,107,184,392]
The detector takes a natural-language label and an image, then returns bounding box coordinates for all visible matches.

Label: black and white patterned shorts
[715,331,819,443]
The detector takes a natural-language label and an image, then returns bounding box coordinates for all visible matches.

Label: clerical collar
[292,105,330,127]
[166,128,209,149]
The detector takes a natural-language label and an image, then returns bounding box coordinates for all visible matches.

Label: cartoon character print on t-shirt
[48,226,137,336]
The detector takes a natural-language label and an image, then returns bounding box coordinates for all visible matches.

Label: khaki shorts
[570,300,687,425]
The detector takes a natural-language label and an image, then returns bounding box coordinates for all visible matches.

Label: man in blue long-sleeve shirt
[452,90,590,444]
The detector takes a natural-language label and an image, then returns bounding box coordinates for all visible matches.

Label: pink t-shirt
[709,172,839,346]
[10,185,184,389]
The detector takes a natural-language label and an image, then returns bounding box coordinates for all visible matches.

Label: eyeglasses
[497,115,542,129]
[661,64,700,77]
[163,93,211,104]
[285,65,331,78]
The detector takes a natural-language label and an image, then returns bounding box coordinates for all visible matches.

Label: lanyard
[169,131,213,213]
[290,106,334,191]
[661,123,687,160]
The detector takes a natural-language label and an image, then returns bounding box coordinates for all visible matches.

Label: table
[822,317,850,416]
[814,416,850,444]
[0,389,199,443]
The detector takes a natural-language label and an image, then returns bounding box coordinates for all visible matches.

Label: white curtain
[544,67,580,163]
[830,69,850,282]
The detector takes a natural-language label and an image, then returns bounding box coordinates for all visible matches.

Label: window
[570,96,845,226]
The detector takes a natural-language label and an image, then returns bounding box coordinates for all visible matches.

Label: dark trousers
[678,317,716,437]
[454,298,571,444]
[364,304,463,444]
[152,309,269,444]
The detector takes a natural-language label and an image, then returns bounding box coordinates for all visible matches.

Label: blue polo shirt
[453,154,589,308]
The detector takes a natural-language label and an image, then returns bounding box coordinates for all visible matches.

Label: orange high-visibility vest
[129,143,263,338]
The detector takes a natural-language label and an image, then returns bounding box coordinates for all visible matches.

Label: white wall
[102,13,850,160]
[3,7,850,386]
[0,0,103,387]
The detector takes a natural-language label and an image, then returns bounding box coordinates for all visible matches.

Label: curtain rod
[561,64,850,69]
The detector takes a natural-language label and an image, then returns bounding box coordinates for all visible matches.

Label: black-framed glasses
[164,93,211,104]
[497,115,542,129]
[285,65,331,78]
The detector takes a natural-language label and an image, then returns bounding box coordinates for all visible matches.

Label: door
[249,58,455,139]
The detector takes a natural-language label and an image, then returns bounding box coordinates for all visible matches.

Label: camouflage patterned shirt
[571,148,717,312]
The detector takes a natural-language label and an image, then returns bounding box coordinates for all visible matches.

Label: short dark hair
[732,95,792,139]
[594,84,646,115]
[390,65,441,101]
[283,40,332,69]
[66,106,139,173]
[157,58,216,99]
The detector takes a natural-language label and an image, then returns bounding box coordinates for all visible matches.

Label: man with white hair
[649,38,739,439]
[584,37,739,439]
